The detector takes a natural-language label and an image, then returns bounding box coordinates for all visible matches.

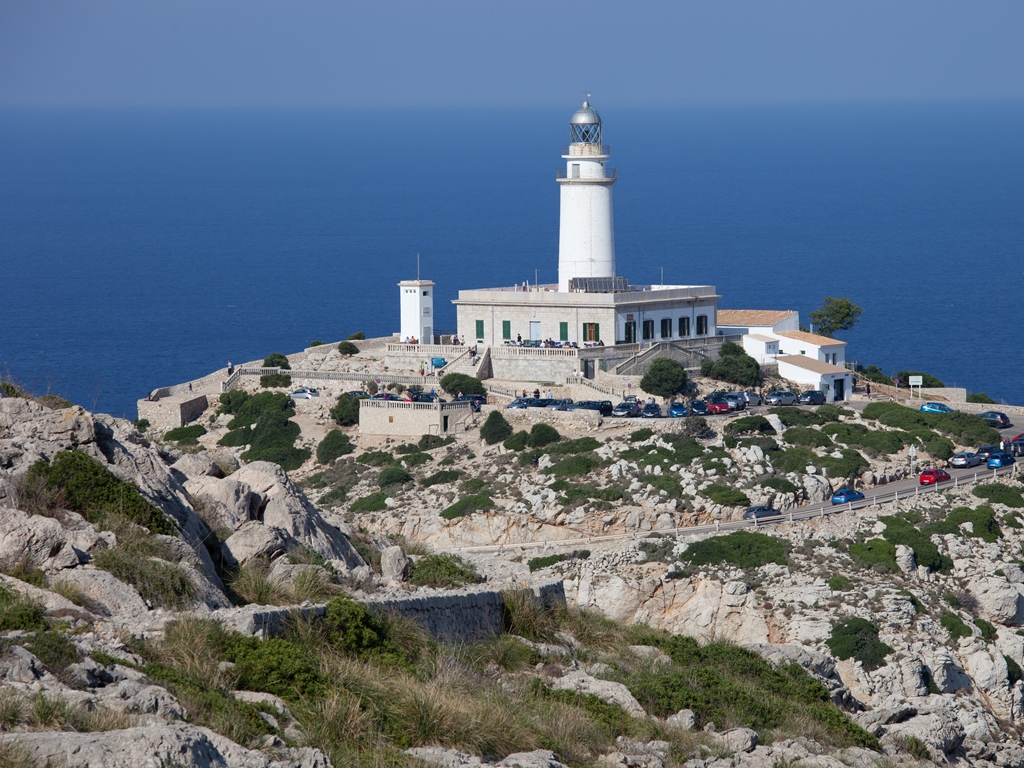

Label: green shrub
[770,407,826,427]
[418,434,454,451]
[703,349,761,387]
[227,391,294,429]
[356,450,394,467]
[337,341,360,356]
[263,353,290,369]
[899,589,926,614]
[132,418,150,433]
[629,428,654,443]
[240,410,310,471]
[725,416,776,436]
[350,492,388,512]
[440,494,493,520]
[784,427,833,448]
[527,423,561,448]
[400,452,431,467]
[377,465,412,488]
[974,618,997,643]
[1004,514,1023,530]
[639,357,688,400]
[825,618,892,671]
[931,505,1001,543]
[323,596,390,655]
[480,411,513,445]
[762,476,799,494]
[225,636,325,700]
[329,394,362,427]
[941,612,972,641]
[0,586,46,631]
[21,632,82,685]
[849,538,897,571]
[827,575,852,591]
[967,393,997,404]
[896,370,943,388]
[394,442,419,455]
[25,451,175,535]
[1006,655,1022,684]
[547,437,602,455]
[421,470,461,487]
[347,331,365,340]
[700,485,750,507]
[260,373,292,388]
[218,427,251,447]
[544,455,598,477]
[408,554,480,588]
[681,530,788,568]
[504,431,529,451]
[316,431,351,464]
[527,554,567,572]
[862,401,999,447]
[879,515,951,571]
[439,373,486,396]
[163,424,207,445]
[218,389,250,414]
[816,404,853,421]
[460,477,487,493]
[93,548,196,610]
[973,483,1024,508]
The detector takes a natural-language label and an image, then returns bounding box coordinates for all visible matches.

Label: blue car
[831,488,866,505]
[988,453,1016,468]
[668,401,688,418]
[920,402,953,414]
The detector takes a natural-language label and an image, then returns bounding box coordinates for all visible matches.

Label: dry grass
[229,565,290,606]
[555,606,627,652]
[0,740,41,768]
[159,615,233,685]
[291,567,337,604]
[0,690,26,731]
[501,589,558,642]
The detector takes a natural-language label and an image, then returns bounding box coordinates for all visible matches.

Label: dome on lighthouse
[569,98,603,144]
[569,100,602,125]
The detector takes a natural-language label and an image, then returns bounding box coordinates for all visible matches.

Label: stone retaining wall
[136,395,209,431]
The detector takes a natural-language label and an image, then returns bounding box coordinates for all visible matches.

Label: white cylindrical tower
[557,98,616,292]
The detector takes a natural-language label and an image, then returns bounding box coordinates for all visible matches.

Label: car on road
[744,505,782,520]
[988,453,1016,468]
[919,468,952,485]
[920,402,953,414]
[765,391,797,406]
[1011,439,1024,457]
[505,398,536,409]
[688,400,710,416]
[411,392,445,403]
[289,387,320,399]
[743,391,762,406]
[668,401,688,418]
[831,489,865,505]
[976,446,1000,461]
[453,393,487,407]
[950,452,982,468]
[641,403,662,418]
[345,390,370,399]
[611,401,641,417]
[978,411,1011,428]
[371,392,402,401]
[569,400,613,416]
[797,390,826,405]
[706,398,731,414]
[545,398,574,410]
[724,393,747,411]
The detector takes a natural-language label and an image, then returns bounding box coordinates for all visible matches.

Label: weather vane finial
[583,87,591,106]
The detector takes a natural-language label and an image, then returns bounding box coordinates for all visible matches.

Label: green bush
[377,465,412,488]
[240,410,311,471]
[770,408,826,427]
[329,394,363,427]
[784,427,833,448]
[263,353,290,369]
[896,370,944,388]
[681,530,788,568]
[260,373,292,388]
[974,618,997,643]
[973,483,1024,508]
[350,492,388,512]
[0,586,46,631]
[461,477,487,493]
[762,476,799,494]
[547,437,602,455]
[418,434,454,451]
[941,612,972,641]
[227,391,294,429]
[358,450,395,466]
[21,631,82,685]
[132,418,150,433]
[544,455,598,477]
[225,636,324,700]
[480,411,513,445]
[93,548,196,610]
[26,451,175,535]
[703,349,762,387]
[316,431,351,464]
[639,358,688,400]
[1006,655,1022,684]
[725,416,776,436]
[440,494,493,520]
[827,575,852,591]
[504,431,529,451]
[931,506,1001,543]
[163,424,207,445]
[700,485,751,507]
[1004,513,1023,530]
[218,427,251,447]
[629,428,654,443]
[967,393,997,404]
[400,452,431,467]
[347,331,365,340]
[527,553,567,572]
[816,404,853,421]
[862,401,999,447]
[878,515,951,572]
[218,389,250,414]
[408,554,480,588]
[825,618,892,671]
[849,538,897,572]
[421,470,461,487]
[337,341,360,356]
[439,373,486,396]
[527,423,561,448]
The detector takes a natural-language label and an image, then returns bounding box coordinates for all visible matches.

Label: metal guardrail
[449,464,1020,554]
[556,168,616,181]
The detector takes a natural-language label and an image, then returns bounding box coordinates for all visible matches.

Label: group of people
[401,336,421,345]
[507,334,601,349]
[521,388,554,399]
[450,335,468,346]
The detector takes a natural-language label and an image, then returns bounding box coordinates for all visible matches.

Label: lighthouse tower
[556,97,616,292]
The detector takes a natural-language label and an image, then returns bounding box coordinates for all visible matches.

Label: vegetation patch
[681,530,788,568]
[92,547,196,610]
[225,391,294,430]
[862,401,1000,448]
[699,342,761,387]
[941,612,972,641]
[700,485,750,507]
[480,411,513,445]
[421,470,461,487]
[337,341,360,356]
[328,393,363,426]
[358,450,396,467]
[544,455,599,477]
[639,357,688,399]
[849,538,898,572]
[547,437,601,455]
[770,408,826,427]
[628,428,654,443]
[263,353,290,369]
[725,416,776,436]
[239,410,310,471]
[440,494,494,520]
[316,431,351,464]
[439,373,486,396]
[974,618,997,643]
[527,550,590,572]
[504,431,529,451]
[783,427,833,448]
[931,506,1001,543]
[377,465,412,488]
[973,483,1024,508]
[827,575,852,592]
[762,476,799,494]
[825,618,892,671]
[163,424,207,445]
[350,492,388,512]
[419,434,455,451]
[0,586,46,631]
[878,515,952,572]
[20,631,83,687]
[527,423,561,448]
[260,373,292,388]
[408,554,480,588]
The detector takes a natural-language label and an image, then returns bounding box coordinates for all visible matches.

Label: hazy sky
[1,1,1022,107]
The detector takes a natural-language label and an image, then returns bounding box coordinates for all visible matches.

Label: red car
[919,469,951,485]
[706,401,731,414]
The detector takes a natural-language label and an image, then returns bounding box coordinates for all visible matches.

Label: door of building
[529,321,541,341]
[422,325,432,344]
[624,321,636,343]
[834,378,845,401]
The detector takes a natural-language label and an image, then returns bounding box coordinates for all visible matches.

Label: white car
[950,452,982,468]
[289,387,320,399]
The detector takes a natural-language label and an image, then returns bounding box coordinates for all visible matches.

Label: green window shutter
[594,323,600,341]
[559,322,568,341]
[502,320,511,340]
[475,320,484,340]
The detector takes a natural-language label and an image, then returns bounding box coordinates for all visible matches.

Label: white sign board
[909,376,923,386]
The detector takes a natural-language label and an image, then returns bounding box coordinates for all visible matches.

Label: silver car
[950,452,982,468]
[724,393,746,411]
[743,391,762,406]
[765,390,797,406]
[289,387,320,399]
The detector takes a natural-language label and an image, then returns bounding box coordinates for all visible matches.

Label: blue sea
[2,103,1023,418]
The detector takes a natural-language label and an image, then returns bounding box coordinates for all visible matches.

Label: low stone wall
[490,356,578,385]
[921,387,968,402]
[494,405,603,428]
[359,400,473,437]
[136,395,209,431]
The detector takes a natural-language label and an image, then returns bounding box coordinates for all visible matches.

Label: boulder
[973,577,1024,626]
[0,506,82,571]
[57,567,150,617]
[221,521,291,569]
[403,747,484,767]
[380,546,410,581]
[547,669,647,718]
[894,544,916,574]
[666,708,696,731]
[96,679,188,721]
[715,727,758,753]
[498,750,571,768]
[185,476,260,531]
[885,711,965,758]
[171,453,221,479]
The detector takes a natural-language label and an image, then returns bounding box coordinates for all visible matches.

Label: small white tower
[399,279,434,343]
[557,96,616,292]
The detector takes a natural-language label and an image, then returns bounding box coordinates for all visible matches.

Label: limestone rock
[0,506,82,571]
[171,453,221,479]
[894,544,916,574]
[185,476,259,531]
[498,749,571,768]
[547,669,647,718]
[221,521,291,569]
[715,727,758,753]
[666,708,695,730]
[57,567,150,617]
[381,545,410,581]
[973,577,1024,626]
[404,747,483,767]
[884,710,966,758]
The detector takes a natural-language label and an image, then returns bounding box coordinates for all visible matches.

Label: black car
[976,445,1000,461]
[689,400,710,416]
[611,401,641,417]
[744,505,782,520]
[571,400,614,416]
[641,403,662,418]
[528,398,554,408]
[453,393,487,407]
[978,411,1011,429]
[797,390,826,405]
[411,392,446,403]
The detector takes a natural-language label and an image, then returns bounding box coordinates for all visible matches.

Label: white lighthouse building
[557,98,617,292]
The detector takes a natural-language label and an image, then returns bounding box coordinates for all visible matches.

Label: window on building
[696,315,708,335]
[423,307,431,316]
[583,322,600,342]
[642,319,654,340]
[678,316,690,337]
[475,320,484,340]
[571,163,580,179]
[660,318,672,339]
[559,322,568,341]
[502,321,511,340]
[422,290,429,296]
